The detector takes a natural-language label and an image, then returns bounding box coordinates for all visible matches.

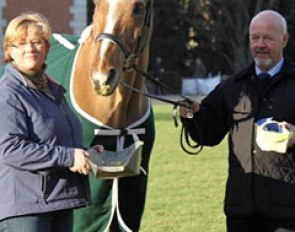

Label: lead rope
[173,104,204,155]
[121,66,204,155]
[180,120,204,155]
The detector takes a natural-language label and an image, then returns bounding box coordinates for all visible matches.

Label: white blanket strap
[94,128,146,136]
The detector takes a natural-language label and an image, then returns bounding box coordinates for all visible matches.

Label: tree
[184,0,295,75]
[87,0,295,79]
[150,0,188,75]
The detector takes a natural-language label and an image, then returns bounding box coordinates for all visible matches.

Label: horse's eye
[133,3,144,16]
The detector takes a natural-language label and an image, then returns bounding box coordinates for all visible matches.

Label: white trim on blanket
[52,34,76,50]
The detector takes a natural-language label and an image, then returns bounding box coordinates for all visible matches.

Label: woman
[0,12,99,232]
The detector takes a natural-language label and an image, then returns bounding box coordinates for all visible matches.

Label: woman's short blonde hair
[3,12,52,63]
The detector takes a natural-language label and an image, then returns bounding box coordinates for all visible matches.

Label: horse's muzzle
[95,84,112,96]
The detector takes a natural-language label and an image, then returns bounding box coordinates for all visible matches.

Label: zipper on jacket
[40,174,47,204]
[59,97,77,146]
[45,87,77,147]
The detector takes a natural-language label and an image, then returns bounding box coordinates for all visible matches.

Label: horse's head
[88,0,153,96]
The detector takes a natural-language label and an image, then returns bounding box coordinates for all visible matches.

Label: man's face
[249,15,288,72]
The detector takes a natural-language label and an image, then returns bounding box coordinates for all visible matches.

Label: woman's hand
[70,145,105,175]
[92,145,104,153]
[70,149,91,175]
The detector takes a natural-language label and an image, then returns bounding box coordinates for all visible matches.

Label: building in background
[0,0,89,64]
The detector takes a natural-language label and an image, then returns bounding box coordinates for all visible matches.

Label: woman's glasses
[11,40,45,49]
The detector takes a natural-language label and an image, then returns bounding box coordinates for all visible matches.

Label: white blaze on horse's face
[91,0,147,96]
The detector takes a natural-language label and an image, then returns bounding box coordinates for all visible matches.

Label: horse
[45,0,155,231]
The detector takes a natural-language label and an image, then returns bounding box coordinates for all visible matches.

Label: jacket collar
[233,57,295,81]
[5,63,66,94]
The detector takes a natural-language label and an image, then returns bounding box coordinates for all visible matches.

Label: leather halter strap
[95,0,153,72]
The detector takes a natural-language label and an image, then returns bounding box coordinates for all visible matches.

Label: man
[180,10,295,232]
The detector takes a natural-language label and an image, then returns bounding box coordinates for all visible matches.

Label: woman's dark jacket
[0,64,91,221]
[182,59,295,218]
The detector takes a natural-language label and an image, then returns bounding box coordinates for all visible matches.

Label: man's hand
[179,100,200,118]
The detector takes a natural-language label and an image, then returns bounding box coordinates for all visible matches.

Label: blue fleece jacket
[0,63,90,221]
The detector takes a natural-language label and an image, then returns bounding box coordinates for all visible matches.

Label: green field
[140,104,228,232]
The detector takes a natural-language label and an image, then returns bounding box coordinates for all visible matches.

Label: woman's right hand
[70,149,91,175]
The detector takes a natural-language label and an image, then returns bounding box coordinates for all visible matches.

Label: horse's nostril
[106,68,116,86]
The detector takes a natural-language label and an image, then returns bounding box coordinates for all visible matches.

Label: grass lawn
[140,103,228,232]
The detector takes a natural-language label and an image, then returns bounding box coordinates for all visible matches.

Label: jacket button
[253,149,257,154]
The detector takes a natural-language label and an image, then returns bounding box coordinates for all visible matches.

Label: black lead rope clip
[186,105,194,119]
[181,99,194,119]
